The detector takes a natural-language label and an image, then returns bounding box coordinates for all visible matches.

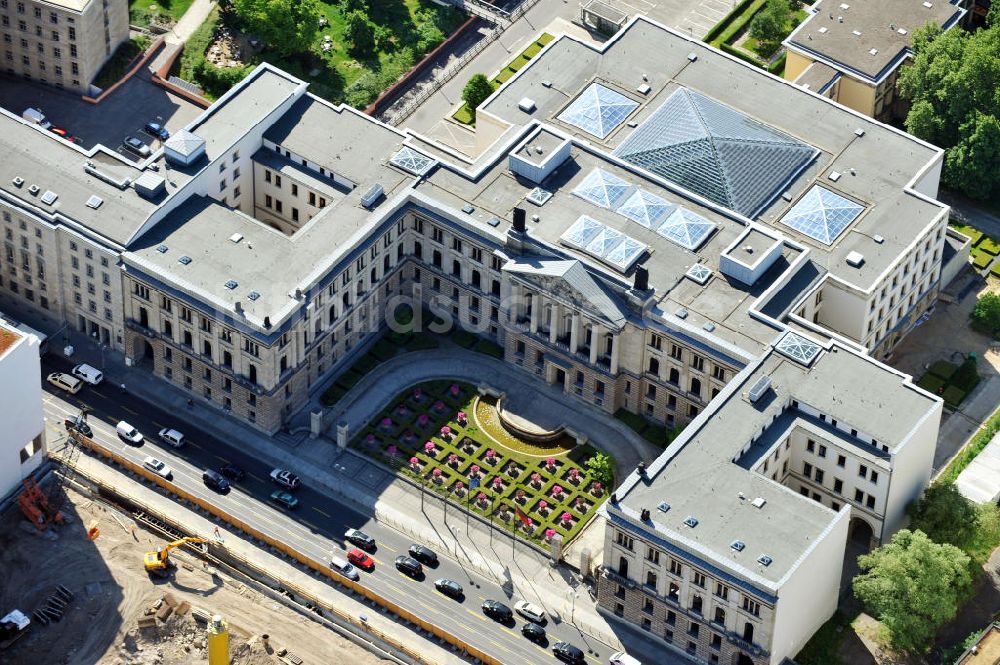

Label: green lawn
[92,37,151,90]
[129,0,194,27]
[950,222,984,246]
[352,381,611,546]
[916,358,980,409]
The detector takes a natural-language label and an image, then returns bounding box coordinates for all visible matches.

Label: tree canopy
[971,291,1000,334]
[749,0,789,44]
[344,10,376,56]
[585,452,614,487]
[907,481,979,548]
[232,0,320,57]
[462,74,495,122]
[898,18,1000,200]
[853,529,972,654]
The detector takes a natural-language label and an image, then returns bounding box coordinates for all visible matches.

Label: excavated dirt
[0,487,390,665]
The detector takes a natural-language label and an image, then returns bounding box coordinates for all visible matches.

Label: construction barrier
[70,433,503,665]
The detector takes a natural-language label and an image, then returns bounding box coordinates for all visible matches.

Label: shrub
[971,293,1000,333]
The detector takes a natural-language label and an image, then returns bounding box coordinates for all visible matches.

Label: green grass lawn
[129,0,194,27]
[92,36,151,89]
[353,381,612,546]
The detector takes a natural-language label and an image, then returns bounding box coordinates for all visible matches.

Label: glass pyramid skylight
[560,215,646,272]
[558,83,639,139]
[614,88,817,217]
[779,185,864,245]
[561,215,604,248]
[615,189,676,228]
[389,147,434,176]
[605,237,646,271]
[572,168,634,209]
[775,331,822,366]
[656,207,716,251]
[585,226,624,257]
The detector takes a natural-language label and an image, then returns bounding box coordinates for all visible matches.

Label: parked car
[22,107,51,129]
[158,428,186,448]
[202,469,230,492]
[329,555,359,581]
[269,490,299,509]
[408,544,438,566]
[608,652,642,665]
[553,642,585,664]
[394,555,422,578]
[49,126,77,142]
[123,135,151,158]
[47,372,82,394]
[142,456,172,479]
[144,122,169,140]
[344,528,375,551]
[481,600,513,623]
[70,363,103,385]
[347,548,374,571]
[514,600,546,624]
[521,622,546,643]
[116,420,143,445]
[219,463,245,481]
[269,468,301,489]
[64,414,93,438]
[433,579,463,599]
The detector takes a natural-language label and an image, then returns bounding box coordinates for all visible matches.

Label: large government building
[0,15,969,665]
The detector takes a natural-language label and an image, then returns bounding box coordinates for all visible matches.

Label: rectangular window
[833,478,843,494]
[858,464,868,479]
[854,489,864,503]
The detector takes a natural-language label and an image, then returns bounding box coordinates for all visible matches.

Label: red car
[347,548,374,571]
[49,126,77,142]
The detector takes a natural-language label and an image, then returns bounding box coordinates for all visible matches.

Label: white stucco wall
[0,322,45,499]
[882,392,942,539]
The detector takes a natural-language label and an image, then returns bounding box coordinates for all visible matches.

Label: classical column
[549,302,559,344]
[570,312,580,354]
[529,293,540,334]
[610,333,621,374]
[590,324,601,365]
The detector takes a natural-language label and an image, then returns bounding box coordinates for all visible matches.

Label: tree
[749,0,788,45]
[461,74,495,122]
[898,21,1000,201]
[341,0,368,12]
[853,529,971,654]
[343,10,375,56]
[972,292,1000,334]
[232,0,320,57]
[907,481,978,548]
[585,452,614,488]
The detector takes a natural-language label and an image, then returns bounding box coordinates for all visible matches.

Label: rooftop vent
[360,183,384,209]
[487,216,502,227]
[781,191,793,202]
[518,98,536,113]
[818,26,828,33]
[758,554,773,566]
[852,29,862,36]
[683,516,699,528]
[637,83,651,95]
[156,244,168,253]
[229,233,244,243]
[687,52,697,62]
[751,497,767,509]
[247,290,261,301]
[869,48,879,55]
[838,15,843,22]
[658,501,670,513]
[854,128,866,137]
[922,1,932,6]
[40,190,58,205]
[873,234,884,244]
[675,307,688,319]
[28,185,40,196]
[11,177,24,187]
[461,204,475,214]
[828,171,842,182]
[85,195,103,209]
[845,251,865,267]
[178,255,192,265]
[897,27,908,35]
[224,280,238,290]
[703,322,716,332]
[748,375,771,403]
[839,2,849,8]
[731,540,746,552]
[541,80,552,88]
[686,263,713,285]
[640,508,650,521]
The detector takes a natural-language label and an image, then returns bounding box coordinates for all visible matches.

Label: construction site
[0,476,391,665]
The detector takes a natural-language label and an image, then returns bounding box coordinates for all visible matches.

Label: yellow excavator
[143,537,207,577]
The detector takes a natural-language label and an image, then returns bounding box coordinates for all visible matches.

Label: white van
[71,363,103,385]
[116,420,143,445]
[158,428,185,448]
[47,372,83,394]
[22,107,51,129]
[329,555,360,581]
[609,653,641,665]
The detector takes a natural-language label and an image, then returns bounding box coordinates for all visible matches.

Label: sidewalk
[59,331,660,653]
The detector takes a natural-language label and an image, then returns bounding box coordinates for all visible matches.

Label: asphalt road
[40,356,620,665]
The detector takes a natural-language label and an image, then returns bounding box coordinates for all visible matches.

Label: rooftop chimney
[640,508,650,521]
[633,266,649,291]
[512,207,526,233]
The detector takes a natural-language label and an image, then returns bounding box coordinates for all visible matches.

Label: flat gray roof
[793,61,840,92]
[617,339,938,584]
[786,0,964,82]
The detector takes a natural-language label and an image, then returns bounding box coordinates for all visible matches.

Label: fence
[380,0,543,126]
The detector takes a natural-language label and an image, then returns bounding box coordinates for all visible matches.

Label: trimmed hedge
[950,223,984,246]
[720,41,765,67]
[940,408,1000,483]
[972,249,993,270]
[916,373,945,394]
[712,0,769,47]
[704,0,757,44]
[979,236,1000,256]
[768,51,788,75]
[929,360,958,381]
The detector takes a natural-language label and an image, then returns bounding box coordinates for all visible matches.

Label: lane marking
[311,506,331,517]
[214,455,230,463]
[122,406,139,416]
[300,519,320,531]
[247,472,263,482]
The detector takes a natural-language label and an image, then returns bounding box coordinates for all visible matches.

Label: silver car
[142,456,172,479]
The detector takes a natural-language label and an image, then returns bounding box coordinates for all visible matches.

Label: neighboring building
[0,315,45,500]
[956,622,1000,665]
[784,0,965,119]
[0,0,129,93]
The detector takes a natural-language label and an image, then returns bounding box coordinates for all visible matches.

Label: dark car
[64,414,93,438]
[345,528,376,551]
[481,600,513,623]
[394,555,422,578]
[521,622,546,643]
[202,469,230,493]
[553,642,585,664]
[434,578,463,599]
[269,490,299,509]
[144,122,169,140]
[408,544,438,566]
[219,463,245,481]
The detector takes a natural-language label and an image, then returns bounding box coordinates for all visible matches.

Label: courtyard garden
[704,0,807,76]
[176,0,466,105]
[915,356,981,409]
[129,0,194,28]
[952,221,1000,278]
[350,380,613,547]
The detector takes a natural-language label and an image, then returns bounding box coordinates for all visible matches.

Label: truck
[21,107,51,130]
[0,609,30,649]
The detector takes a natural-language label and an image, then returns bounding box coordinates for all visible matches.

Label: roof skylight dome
[558,83,639,139]
[779,185,864,245]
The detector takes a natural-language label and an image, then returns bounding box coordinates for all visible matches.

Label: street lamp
[567,587,581,624]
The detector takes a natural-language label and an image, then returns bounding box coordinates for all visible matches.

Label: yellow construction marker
[207,614,229,665]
